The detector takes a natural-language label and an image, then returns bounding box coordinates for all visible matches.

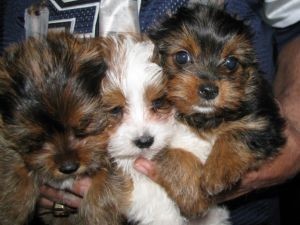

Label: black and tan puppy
[0,33,126,225]
[149,3,285,200]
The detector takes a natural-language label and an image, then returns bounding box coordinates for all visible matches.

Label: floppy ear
[77,58,108,97]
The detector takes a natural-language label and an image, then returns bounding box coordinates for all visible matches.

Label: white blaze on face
[103,35,175,161]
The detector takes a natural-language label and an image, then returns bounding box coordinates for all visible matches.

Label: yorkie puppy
[100,33,230,225]
[0,32,126,225]
[149,2,286,198]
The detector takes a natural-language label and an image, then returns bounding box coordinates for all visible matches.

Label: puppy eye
[74,128,103,138]
[110,106,123,116]
[174,51,191,65]
[74,129,89,138]
[152,98,164,110]
[224,56,238,71]
[152,96,170,112]
[25,136,45,153]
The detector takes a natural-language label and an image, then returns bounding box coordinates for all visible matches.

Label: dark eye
[74,129,88,138]
[78,117,91,130]
[175,51,191,65]
[74,127,103,138]
[152,96,170,112]
[24,135,45,153]
[224,56,238,71]
[110,106,123,116]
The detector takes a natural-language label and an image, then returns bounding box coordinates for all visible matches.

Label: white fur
[170,122,215,163]
[192,105,215,114]
[105,35,230,225]
[189,206,231,225]
[58,179,75,189]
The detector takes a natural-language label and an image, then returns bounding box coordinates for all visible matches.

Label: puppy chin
[47,177,75,190]
[192,105,215,114]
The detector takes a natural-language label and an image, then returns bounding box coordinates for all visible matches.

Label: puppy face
[0,33,108,187]
[100,35,174,161]
[150,4,258,121]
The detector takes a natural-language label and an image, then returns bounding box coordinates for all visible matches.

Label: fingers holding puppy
[38,177,92,209]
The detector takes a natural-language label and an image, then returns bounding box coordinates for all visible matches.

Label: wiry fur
[149,2,286,199]
[0,32,127,225]
[100,33,230,225]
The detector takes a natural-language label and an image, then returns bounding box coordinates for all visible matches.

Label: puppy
[0,32,126,225]
[100,33,230,225]
[149,2,286,198]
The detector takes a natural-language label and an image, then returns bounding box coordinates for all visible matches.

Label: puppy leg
[79,169,129,225]
[202,133,256,195]
[154,148,212,218]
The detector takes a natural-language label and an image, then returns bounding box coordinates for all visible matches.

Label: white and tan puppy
[100,34,230,225]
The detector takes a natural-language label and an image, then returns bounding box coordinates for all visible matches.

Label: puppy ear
[77,59,107,97]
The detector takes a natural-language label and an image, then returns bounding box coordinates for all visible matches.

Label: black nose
[59,161,79,174]
[133,135,154,149]
[199,84,219,100]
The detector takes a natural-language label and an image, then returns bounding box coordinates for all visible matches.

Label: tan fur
[168,75,202,115]
[154,149,212,218]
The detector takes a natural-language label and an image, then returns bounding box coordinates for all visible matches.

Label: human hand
[222,112,300,201]
[38,177,92,209]
[230,47,300,199]
[134,157,158,180]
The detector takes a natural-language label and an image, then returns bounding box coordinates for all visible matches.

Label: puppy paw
[201,166,242,196]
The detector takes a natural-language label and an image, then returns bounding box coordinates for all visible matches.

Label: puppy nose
[59,161,79,174]
[199,84,219,100]
[133,135,154,149]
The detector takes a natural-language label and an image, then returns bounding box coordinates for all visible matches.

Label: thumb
[134,157,158,181]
